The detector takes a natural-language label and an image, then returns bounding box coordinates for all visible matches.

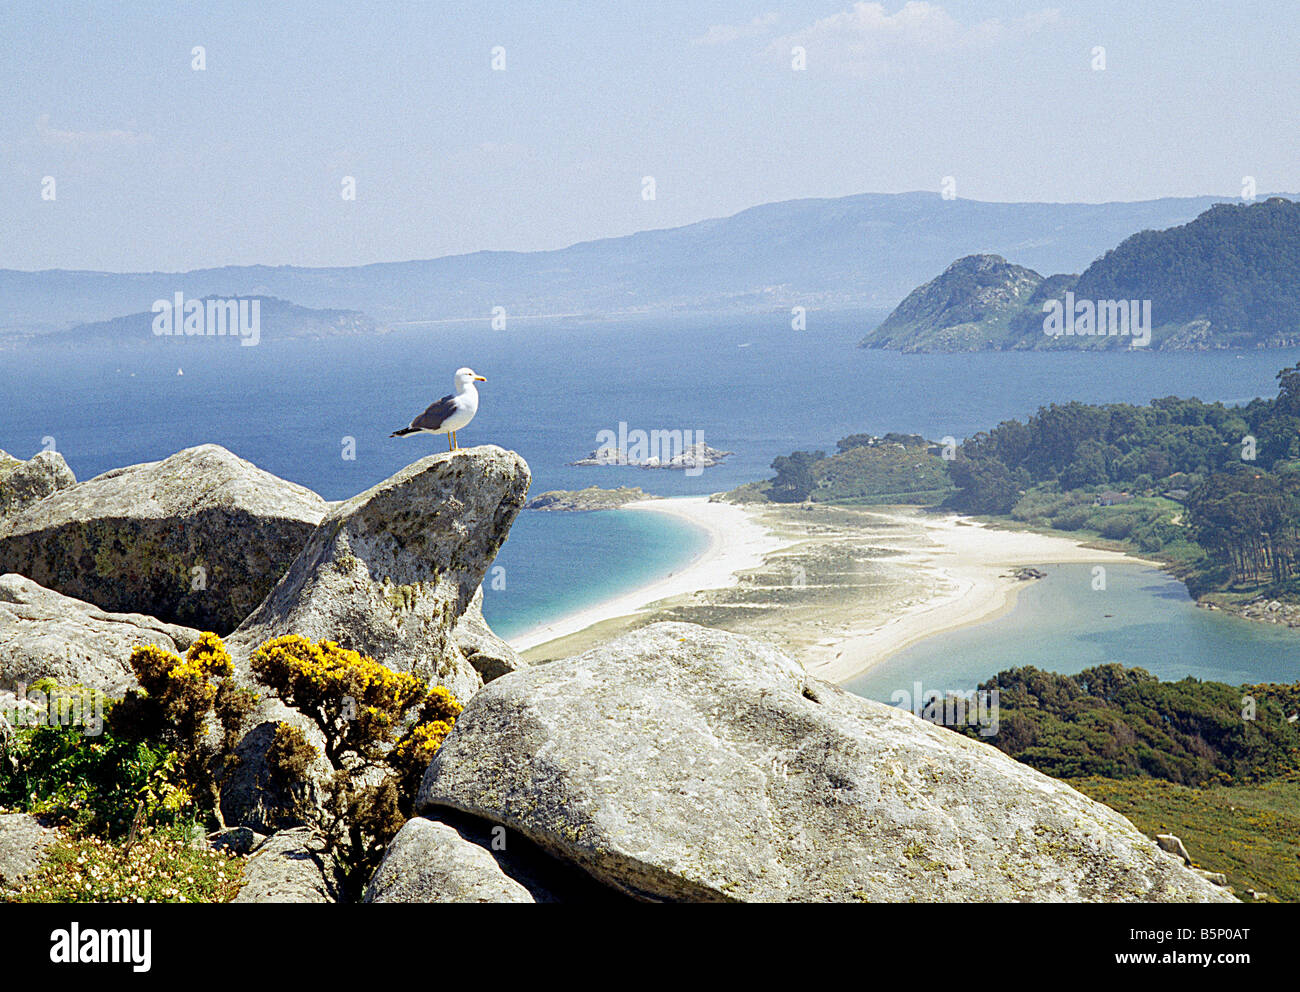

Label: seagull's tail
[389,427,419,438]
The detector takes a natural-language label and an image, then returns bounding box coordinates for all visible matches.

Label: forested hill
[751,361,1300,606]
[1075,198,1300,347]
[861,197,1300,351]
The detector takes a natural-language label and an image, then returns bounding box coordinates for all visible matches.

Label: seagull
[390,367,487,450]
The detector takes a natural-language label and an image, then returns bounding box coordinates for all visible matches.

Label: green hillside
[861,197,1300,351]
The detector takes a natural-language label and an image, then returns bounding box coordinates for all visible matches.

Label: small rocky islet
[0,443,1233,902]
[525,486,651,511]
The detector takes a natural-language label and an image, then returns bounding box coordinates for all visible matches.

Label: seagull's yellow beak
[474,375,487,382]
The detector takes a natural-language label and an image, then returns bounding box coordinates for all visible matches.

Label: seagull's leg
[453,431,459,450]
[447,432,454,452]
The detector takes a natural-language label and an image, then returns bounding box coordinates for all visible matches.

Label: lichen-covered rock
[0,449,75,519]
[418,622,1237,903]
[231,827,339,903]
[0,813,59,888]
[229,445,529,699]
[0,445,327,633]
[452,587,525,684]
[216,710,334,835]
[364,817,535,903]
[0,573,199,694]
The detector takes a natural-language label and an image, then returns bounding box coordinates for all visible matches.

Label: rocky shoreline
[1203,595,1300,628]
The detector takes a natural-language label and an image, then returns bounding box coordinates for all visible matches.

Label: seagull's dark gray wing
[409,393,459,431]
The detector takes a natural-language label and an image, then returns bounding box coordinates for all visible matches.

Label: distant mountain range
[2,191,1282,345]
[862,198,1300,352]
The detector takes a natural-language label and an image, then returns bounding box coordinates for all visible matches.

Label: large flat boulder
[0,449,76,519]
[418,622,1236,903]
[229,445,529,700]
[0,445,327,633]
[0,573,199,695]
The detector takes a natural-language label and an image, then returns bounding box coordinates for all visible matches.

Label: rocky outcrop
[0,573,199,695]
[418,622,1235,903]
[451,587,524,684]
[0,814,59,889]
[0,445,328,633]
[364,817,535,903]
[0,450,75,519]
[1217,595,1300,628]
[571,442,732,470]
[526,486,650,511]
[229,445,529,700]
[231,828,340,903]
[207,826,266,856]
[862,254,1047,352]
[1156,833,1194,866]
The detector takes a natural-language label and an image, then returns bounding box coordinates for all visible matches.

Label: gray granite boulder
[452,586,525,684]
[418,622,1236,903]
[364,817,535,903]
[231,827,339,903]
[0,573,199,694]
[229,445,529,700]
[0,445,328,633]
[0,449,75,519]
[216,708,334,835]
[0,813,59,888]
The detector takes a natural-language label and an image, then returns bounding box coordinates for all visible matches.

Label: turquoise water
[480,508,709,641]
[844,563,1300,701]
[4,314,1300,664]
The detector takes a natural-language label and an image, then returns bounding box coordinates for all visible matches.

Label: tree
[769,450,824,502]
[947,457,1021,514]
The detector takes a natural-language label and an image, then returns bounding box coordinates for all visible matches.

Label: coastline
[798,512,1158,684]
[509,498,1160,682]
[506,496,795,653]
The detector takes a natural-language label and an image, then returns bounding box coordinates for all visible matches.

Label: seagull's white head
[453,367,487,391]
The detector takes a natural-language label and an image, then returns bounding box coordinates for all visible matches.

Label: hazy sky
[3,0,1297,271]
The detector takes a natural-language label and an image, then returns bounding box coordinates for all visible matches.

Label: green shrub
[0,687,187,837]
[1050,507,1091,530]
[1097,514,1137,540]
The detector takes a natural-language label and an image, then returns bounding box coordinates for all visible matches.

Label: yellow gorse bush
[246,633,464,898]
[391,719,454,772]
[251,635,425,713]
[249,634,443,771]
[128,632,234,711]
[120,632,255,829]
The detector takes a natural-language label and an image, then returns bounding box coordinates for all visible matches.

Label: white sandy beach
[507,497,796,652]
[509,498,1161,682]
[799,512,1157,684]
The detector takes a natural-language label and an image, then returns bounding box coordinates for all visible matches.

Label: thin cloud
[691,12,780,47]
[36,114,151,147]
[770,2,1060,76]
